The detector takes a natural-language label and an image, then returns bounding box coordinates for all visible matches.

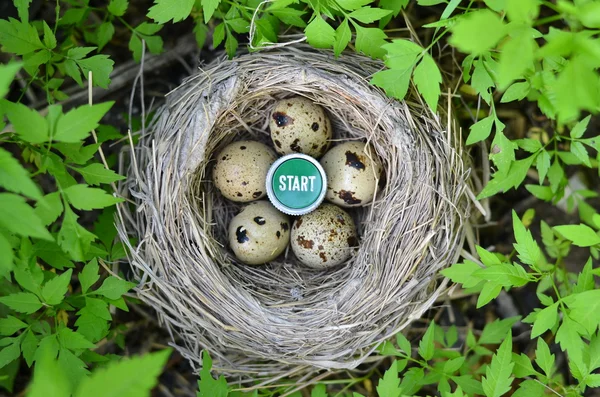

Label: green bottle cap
[266,154,327,216]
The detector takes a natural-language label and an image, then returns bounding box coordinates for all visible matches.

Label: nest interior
[117,45,471,381]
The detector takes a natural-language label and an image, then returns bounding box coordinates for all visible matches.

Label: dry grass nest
[116,44,472,384]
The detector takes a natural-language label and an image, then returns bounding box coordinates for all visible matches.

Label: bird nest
[116,45,471,384]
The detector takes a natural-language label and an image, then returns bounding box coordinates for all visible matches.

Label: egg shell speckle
[290,203,357,269]
[320,142,383,208]
[269,97,332,158]
[213,140,277,202]
[228,201,291,265]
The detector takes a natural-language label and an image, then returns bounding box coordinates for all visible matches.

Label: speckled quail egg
[213,140,277,202]
[320,142,383,208]
[269,96,332,158]
[228,201,291,265]
[291,203,357,269]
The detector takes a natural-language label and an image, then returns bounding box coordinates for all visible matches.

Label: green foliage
[2,0,600,396]
[27,345,171,397]
[443,209,600,396]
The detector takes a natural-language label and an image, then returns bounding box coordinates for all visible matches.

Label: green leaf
[0,232,12,278]
[0,62,22,98]
[0,19,44,55]
[97,22,115,51]
[108,0,128,16]
[336,0,373,11]
[58,328,96,350]
[334,18,351,57]
[441,260,481,288]
[0,343,20,370]
[75,55,114,89]
[418,0,445,5]
[556,315,586,365]
[512,353,536,378]
[512,379,545,397]
[570,115,590,139]
[135,22,163,36]
[147,0,194,23]
[512,210,544,269]
[535,150,550,183]
[305,17,335,48]
[571,141,591,167]
[396,333,411,355]
[534,338,554,377]
[481,332,514,397]
[589,332,600,371]
[554,224,600,247]
[476,282,502,308]
[466,115,494,145]
[28,339,69,397]
[555,56,599,123]
[505,0,539,24]
[203,0,221,23]
[63,185,122,210]
[579,1,600,28]
[128,34,143,63]
[376,360,401,397]
[75,350,171,397]
[225,31,238,59]
[58,348,89,391]
[0,316,27,336]
[349,7,392,24]
[413,53,442,112]
[34,192,64,226]
[72,163,125,186]
[212,23,225,48]
[84,297,111,321]
[471,59,494,103]
[354,25,387,59]
[3,100,49,143]
[225,18,250,34]
[452,375,484,396]
[58,205,96,262]
[0,147,41,200]
[567,290,600,335]
[0,292,42,314]
[79,259,100,294]
[497,33,535,88]
[444,357,465,374]
[271,9,306,28]
[574,258,594,293]
[483,0,505,12]
[418,322,435,361]
[500,81,530,103]
[382,39,422,69]
[198,351,229,397]
[449,10,506,55]
[526,185,553,201]
[41,269,72,305]
[21,329,38,367]
[476,246,502,266]
[42,21,56,50]
[54,102,114,143]
[75,310,109,343]
[480,317,521,345]
[371,68,412,100]
[13,263,41,294]
[0,193,52,240]
[473,263,531,287]
[94,276,136,300]
[14,0,32,22]
[311,384,327,397]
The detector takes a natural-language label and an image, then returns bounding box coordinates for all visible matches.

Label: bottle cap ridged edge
[266,154,327,216]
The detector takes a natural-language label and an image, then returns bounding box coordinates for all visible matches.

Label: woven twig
[116,45,471,384]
